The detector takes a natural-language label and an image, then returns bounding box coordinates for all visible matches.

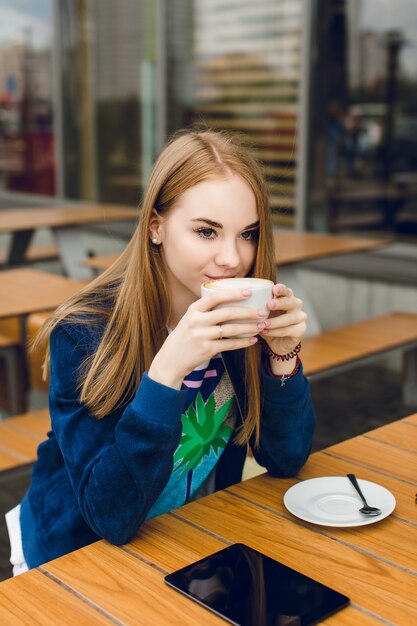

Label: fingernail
[270,300,276,309]
[249,336,258,344]
[262,328,270,335]
[258,309,268,317]
[257,321,266,330]
[242,289,252,297]
[264,320,271,328]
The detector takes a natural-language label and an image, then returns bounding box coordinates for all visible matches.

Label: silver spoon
[347,474,382,516]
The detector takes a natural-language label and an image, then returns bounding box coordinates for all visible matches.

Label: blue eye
[241,229,258,241]
[195,227,216,239]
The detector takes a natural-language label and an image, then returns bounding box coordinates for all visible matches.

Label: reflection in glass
[166,0,304,227]
[308,0,417,236]
[0,0,54,195]
[59,0,157,204]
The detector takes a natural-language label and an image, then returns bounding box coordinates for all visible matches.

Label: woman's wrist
[269,354,298,376]
[148,357,184,390]
[259,337,301,363]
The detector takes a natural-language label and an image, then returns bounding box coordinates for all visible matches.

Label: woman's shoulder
[51,315,106,353]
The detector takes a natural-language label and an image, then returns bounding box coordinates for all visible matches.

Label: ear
[149,209,162,243]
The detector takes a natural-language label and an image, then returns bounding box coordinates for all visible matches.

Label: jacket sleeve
[250,361,316,477]
[48,323,186,545]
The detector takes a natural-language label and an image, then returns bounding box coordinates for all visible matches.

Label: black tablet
[165,543,349,625]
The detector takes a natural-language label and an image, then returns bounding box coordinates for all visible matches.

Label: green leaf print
[173,391,233,477]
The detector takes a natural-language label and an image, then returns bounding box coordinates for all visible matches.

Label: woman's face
[152,174,259,323]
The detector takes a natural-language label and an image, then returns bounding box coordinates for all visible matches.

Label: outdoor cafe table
[0,413,415,624]
[276,231,391,334]
[0,268,85,320]
[0,268,85,412]
[0,204,138,279]
[83,230,391,335]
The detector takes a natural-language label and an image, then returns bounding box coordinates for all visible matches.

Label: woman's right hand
[147,288,268,389]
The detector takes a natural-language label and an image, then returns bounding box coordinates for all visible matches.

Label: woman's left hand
[259,283,307,356]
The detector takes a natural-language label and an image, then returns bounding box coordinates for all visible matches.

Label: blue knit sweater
[20,321,315,568]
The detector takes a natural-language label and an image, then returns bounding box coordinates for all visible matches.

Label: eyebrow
[191,218,260,229]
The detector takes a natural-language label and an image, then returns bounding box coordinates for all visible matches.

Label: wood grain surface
[301,311,417,375]
[0,414,415,624]
[0,269,85,319]
[0,205,138,233]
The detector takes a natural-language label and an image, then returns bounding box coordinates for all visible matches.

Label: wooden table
[82,230,390,335]
[274,231,391,335]
[0,268,85,412]
[0,269,85,320]
[0,204,138,279]
[1,414,415,624]
[273,230,390,265]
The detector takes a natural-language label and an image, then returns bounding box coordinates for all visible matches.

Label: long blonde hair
[36,129,275,445]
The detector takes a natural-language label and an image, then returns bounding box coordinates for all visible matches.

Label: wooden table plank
[227,473,417,573]
[298,450,417,521]
[0,446,28,472]
[124,516,384,626]
[273,231,390,265]
[173,491,417,624]
[42,540,226,625]
[0,427,41,462]
[43,511,377,626]
[0,269,85,319]
[0,569,111,624]
[1,409,50,441]
[127,512,227,571]
[2,417,415,624]
[325,435,417,484]
[363,419,417,452]
[321,610,383,626]
[81,253,119,271]
[301,312,417,375]
[404,412,417,425]
[0,205,138,232]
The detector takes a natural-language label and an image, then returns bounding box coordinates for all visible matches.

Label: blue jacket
[21,322,315,568]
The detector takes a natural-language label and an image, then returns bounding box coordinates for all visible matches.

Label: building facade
[0,0,416,235]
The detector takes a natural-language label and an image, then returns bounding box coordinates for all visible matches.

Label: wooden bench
[3,313,417,478]
[0,243,59,267]
[27,312,50,394]
[0,313,50,414]
[302,311,417,404]
[0,408,50,477]
[0,334,25,415]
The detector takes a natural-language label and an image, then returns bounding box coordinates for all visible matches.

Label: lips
[206,275,236,280]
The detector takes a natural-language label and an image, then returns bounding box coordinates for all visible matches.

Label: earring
[152,238,159,244]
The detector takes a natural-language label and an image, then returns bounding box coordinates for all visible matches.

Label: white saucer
[284,477,396,527]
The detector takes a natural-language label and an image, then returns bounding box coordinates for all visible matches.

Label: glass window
[307,0,417,237]
[59,0,157,204]
[0,0,55,195]
[165,0,304,227]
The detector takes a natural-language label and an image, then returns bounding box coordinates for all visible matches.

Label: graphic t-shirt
[145,354,237,520]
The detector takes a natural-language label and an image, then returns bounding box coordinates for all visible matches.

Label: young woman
[6,129,315,573]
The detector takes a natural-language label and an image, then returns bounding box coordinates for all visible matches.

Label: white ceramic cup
[201,277,274,338]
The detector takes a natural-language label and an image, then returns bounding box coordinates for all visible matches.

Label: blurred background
[0,0,416,454]
[0,0,417,582]
[0,0,416,237]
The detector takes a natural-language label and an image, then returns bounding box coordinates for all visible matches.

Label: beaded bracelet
[258,337,302,362]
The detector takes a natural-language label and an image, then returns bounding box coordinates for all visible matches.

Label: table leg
[2,346,27,415]
[52,226,94,280]
[403,348,417,405]
[6,230,34,266]
[277,266,322,337]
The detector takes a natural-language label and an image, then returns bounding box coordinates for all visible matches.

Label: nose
[214,239,241,269]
